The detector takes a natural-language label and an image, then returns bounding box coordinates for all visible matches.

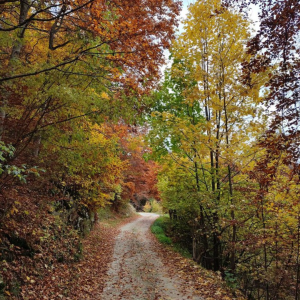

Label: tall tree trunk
[223,96,235,270]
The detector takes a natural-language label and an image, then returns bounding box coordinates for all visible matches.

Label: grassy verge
[151,217,172,244]
[151,216,192,258]
[151,216,245,299]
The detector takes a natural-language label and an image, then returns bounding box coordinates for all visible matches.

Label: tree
[223,0,300,181]
[0,0,181,145]
[149,0,266,272]
[218,1,300,297]
[0,1,181,295]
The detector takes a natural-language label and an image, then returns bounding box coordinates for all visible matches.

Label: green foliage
[148,67,204,159]
[0,141,45,183]
[0,142,14,161]
[151,216,192,258]
[224,271,238,289]
[151,217,172,245]
[152,216,170,231]
[151,224,164,235]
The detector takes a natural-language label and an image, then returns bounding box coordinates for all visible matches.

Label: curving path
[100,213,204,300]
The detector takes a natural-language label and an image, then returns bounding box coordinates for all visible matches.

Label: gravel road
[100,213,203,300]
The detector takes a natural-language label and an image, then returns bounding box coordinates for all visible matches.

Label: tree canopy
[0,0,300,299]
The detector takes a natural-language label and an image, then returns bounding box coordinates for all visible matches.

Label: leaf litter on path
[100,213,204,300]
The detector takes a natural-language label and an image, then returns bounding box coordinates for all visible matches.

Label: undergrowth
[151,216,192,258]
[98,203,137,227]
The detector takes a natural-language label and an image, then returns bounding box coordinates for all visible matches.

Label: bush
[156,234,172,244]
[151,217,172,244]
[151,225,164,235]
[151,216,192,258]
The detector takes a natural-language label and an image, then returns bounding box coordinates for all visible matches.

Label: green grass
[151,224,164,235]
[151,217,172,245]
[151,216,192,258]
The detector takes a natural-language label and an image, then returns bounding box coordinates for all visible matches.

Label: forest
[0,0,299,299]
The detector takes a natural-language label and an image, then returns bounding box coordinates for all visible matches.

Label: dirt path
[101,213,204,300]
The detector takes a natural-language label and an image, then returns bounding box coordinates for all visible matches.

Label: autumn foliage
[148,0,300,299]
[1,0,300,299]
[0,0,180,297]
